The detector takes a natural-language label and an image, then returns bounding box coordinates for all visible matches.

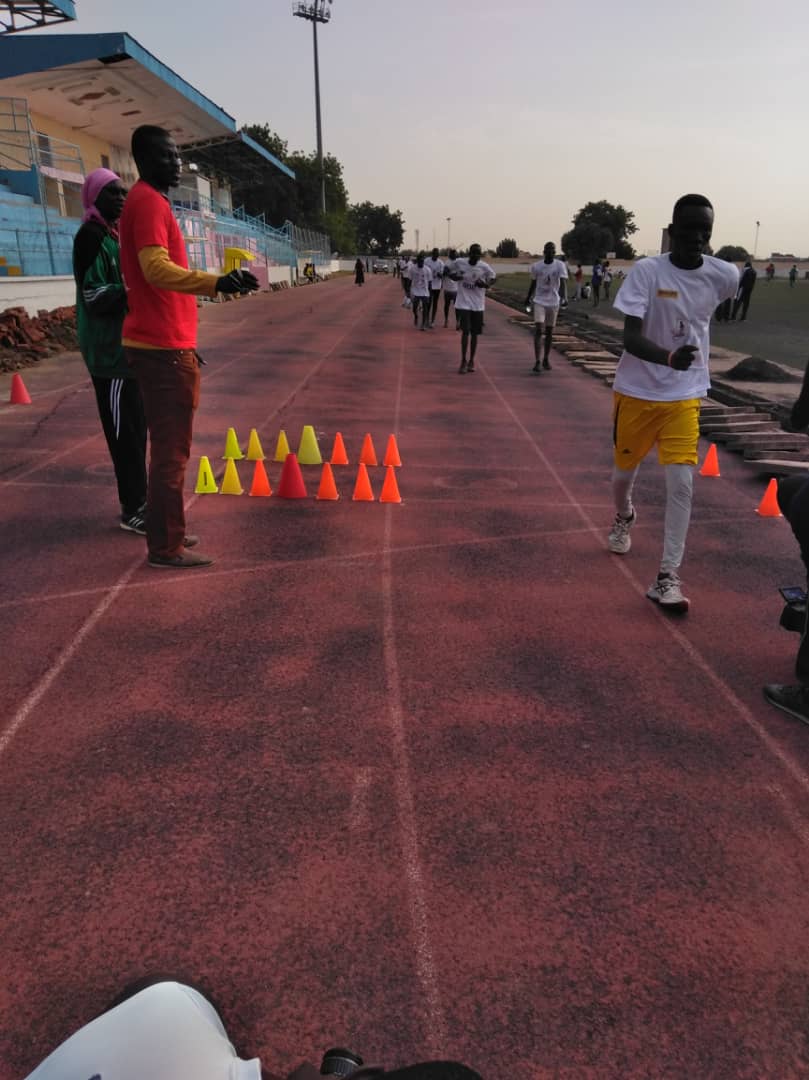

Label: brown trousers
[125,347,200,558]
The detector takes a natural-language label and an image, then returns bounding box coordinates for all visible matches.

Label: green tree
[715,244,749,262]
[495,238,519,258]
[562,200,638,261]
[348,202,404,255]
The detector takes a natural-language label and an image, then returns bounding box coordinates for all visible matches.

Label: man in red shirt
[119,125,258,569]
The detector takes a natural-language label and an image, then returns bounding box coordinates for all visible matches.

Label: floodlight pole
[754,220,760,260]
[293,1,331,216]
[447,217,451,250]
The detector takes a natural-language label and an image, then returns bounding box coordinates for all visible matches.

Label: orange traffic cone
[9,372,31,404]
[379,465,402,503]
[383,434,402,467]
[330,432,349,465]
[699,443,720,477]
[316,462,340,500]
[756,478,782,517]
[277,453,308,498]
[249,459,272,497]
[352,462,375,501]
[359,433,378,466]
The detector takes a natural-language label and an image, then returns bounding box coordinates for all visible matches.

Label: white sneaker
[646,572,690,612]
[608,509,636,554]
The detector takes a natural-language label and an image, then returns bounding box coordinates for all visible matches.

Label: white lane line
[380,332,448,1054]
[480,358,809,802]
[0,301,376,762]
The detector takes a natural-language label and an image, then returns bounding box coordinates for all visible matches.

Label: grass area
[491,273,809,371]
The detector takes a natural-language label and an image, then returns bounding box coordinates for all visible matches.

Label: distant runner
[525,241,568,373]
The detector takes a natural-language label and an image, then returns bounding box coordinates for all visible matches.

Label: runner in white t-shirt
[451,243,496,373]
[607,193,739,612]
[408,252,433,329]
[525,242,568,373]
[399,255,412,306]
[442,248,460,329]
[425,247,444,328]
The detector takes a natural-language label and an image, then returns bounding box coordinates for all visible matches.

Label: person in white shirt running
[525,241,568,373]
[399,255,412,307]
[425,247,444,328]
[408,252,433,329]
[442,248,460,328]
[607,193,739,612]
[451,243,496,373]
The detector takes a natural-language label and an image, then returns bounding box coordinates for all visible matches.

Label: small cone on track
[756,478,782,517]
[277,453,308,498]
[220,458,243,495]
[249,459,272,497]
[379,465,402,504]
[359,433,378,466]
[297,424,323,465]
[383,434,402,467]
[352,462,375,502]
[316,462,340,500]
[195,455,218,494]
[274,429,291,462]
[9,372,31,404]
[330,431,349,465]
[699,443,720,477]
[223,427,244,460]
[246,428,265,460]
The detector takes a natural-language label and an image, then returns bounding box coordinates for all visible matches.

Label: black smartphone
[779,586,807,604]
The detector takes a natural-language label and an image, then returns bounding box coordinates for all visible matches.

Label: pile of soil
[0,306,78,372]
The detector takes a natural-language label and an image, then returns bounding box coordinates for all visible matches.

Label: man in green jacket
[73,168,147,534]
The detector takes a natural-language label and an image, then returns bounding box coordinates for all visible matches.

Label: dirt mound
[724,355,801,383]
[0,306,78,373]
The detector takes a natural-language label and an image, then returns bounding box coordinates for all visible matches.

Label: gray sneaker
[646,572,689,612]
[763,683,809,725]
[608,509,636,554]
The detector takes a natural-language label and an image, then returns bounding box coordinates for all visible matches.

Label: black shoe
[120,509,146,535]
[532,363,541,374]
[781,602,807,633]
[543,359,551,370]
[763,683,809,725]
[467,363,475,372]
[458,363,467,374]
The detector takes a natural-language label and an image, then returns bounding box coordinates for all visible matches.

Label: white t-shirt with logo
[426,257,444,289]
[613,254,739,401]
[402,260,413,279]
[530,258,568,307]
[453,258,496,311]
[442,260,459,294]
[409,263,433,297]
[24,983,261,1080]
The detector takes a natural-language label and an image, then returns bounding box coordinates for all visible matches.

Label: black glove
[216,269,259,294]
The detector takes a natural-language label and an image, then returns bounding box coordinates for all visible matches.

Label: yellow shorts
[612,392,701,469]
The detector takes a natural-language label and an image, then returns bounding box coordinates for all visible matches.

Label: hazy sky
[41,0,809,256]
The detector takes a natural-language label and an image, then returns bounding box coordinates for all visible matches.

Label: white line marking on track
[379,332,448,1054]
[479,356,809,803]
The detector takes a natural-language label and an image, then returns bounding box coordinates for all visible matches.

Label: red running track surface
[2,275,809,1078]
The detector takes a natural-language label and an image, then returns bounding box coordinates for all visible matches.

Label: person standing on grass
[525,241,568,373]
[591,259,603,306]
[119,124,259,570]
[731,260,757,320]
[73,168,149,537]
[442,247,460,328]
[602,260,613,301]
[606,193,739,612]
[408,252,433,329]
[452,243,496,373]
[425,247,444,328]
[573,263,584,300]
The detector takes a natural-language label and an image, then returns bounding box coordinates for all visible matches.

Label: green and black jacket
[72,221,129,379]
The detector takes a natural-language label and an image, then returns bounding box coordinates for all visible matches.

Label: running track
[2,275,809,1078]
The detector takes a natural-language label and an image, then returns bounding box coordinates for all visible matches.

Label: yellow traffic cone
[297,424,323,465]
[220,458,243,495]
[246,428,265,460]
[274,429,291,462]
[223,427,244,460]
[194,455,218,494]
